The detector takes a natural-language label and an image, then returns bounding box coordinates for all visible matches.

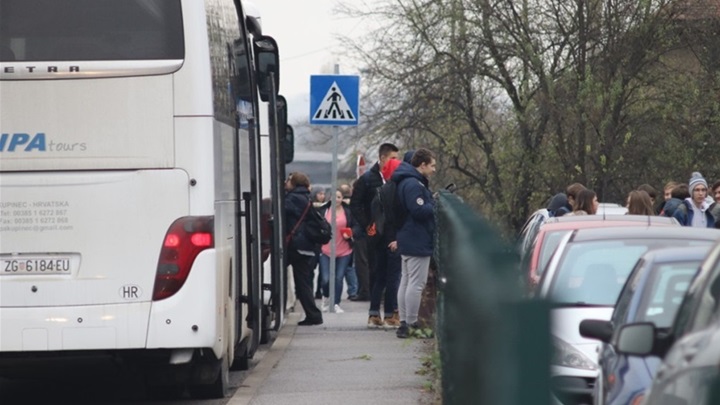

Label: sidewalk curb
[226,312,300,405]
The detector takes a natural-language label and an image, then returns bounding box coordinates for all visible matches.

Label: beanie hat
[381,158,402,180]
[689,172,708,192]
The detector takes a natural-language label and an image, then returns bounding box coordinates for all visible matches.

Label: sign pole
[308,68,360,314]
[329,63,340,313]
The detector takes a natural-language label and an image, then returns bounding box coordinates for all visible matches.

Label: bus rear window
[0,0,184,62]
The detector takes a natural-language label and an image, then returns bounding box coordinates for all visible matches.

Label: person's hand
[388,241,397,252]
[366,223,376,237]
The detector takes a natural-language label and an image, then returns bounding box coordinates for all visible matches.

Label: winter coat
[710,202,720,223]
[661,198,684,218]
[547,193,572,217]
[317,201,362,243]
[672,199,716,228]
[285,186,318,252]
[350,162,384,234]
[392,161,435,257]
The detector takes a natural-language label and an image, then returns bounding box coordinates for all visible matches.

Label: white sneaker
[321,298,329,312]
[334,304,344,313]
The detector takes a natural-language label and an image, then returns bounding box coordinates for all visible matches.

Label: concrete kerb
[227,312,300,405]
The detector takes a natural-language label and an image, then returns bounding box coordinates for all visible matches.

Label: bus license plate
[1,256,72,275]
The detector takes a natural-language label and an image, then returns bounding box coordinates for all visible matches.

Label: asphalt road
[0,344,272,405]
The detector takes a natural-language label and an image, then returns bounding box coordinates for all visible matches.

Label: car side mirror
[579,319,613,343]
[615,323,655,356]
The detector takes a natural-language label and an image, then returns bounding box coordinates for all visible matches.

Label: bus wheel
[188,354,229,399]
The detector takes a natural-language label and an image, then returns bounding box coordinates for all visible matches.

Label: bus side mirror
[253,35,279,102]
[284,125,294,164]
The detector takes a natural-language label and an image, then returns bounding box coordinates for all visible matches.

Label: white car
[537,226,720,405]
[596,203,628,216]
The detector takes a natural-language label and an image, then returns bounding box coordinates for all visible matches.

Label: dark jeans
[289,249,322,322]
[353,237,372,298]
[369,244,401,316]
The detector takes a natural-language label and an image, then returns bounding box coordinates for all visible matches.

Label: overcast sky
[259,0,373,123]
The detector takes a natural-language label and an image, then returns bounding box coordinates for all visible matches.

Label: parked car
[525,215,677,288]
[596,203,629,216]
[579,246,711,405]
[518,208,550,262]
[614,238,720,405]
[536,227,720,405]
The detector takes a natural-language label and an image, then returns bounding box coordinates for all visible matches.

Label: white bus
[0,0,287,398]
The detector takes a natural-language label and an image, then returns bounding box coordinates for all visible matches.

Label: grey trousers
[397,255,431,325]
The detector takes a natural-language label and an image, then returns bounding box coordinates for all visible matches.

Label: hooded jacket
[672,198,716,228]
[392,161,435,256]
[547,193,571,217]
[285,186,318,253]
[403,150,415,163]
[661,198,684,218]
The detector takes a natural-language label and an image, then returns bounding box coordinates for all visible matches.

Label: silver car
[537,227,720,405]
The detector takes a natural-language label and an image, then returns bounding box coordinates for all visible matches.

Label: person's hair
[378,143,399,159]
[566,183,586,200]
[312,187,326,202]
[410,148,435,167]
[339,184,352,198]
[636,184,657,201]
[287,172,310,188]
[574,189,597,214]
[664,181,678,192]
[713,180,720,193]
[627,190,655,215]
[671,184,690,200]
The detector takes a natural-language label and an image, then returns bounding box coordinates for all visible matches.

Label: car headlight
[551,336,597,370]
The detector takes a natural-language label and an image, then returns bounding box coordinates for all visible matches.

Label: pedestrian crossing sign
[310,75,360,126]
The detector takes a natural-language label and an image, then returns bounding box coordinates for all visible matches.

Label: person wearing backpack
[672,172,716,228]
[392,148,437,338]
[284,172,323,326]
[367,158,404,329]
[349,143,399,301]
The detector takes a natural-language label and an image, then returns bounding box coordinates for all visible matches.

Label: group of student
[283,143,438,339]
[546,171,720,228]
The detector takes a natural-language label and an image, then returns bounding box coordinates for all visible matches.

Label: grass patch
[417,339,442,404]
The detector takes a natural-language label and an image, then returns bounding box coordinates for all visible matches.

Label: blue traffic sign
[309,75,359,126]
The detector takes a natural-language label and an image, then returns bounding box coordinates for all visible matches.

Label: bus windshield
[0,0,184,62]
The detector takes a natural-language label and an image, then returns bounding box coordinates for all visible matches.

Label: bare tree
[339,0,720,232]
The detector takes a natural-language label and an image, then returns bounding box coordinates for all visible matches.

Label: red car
[525,215,678,288]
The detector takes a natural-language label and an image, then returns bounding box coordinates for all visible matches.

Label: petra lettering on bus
[0,133,87,152]
[3,66,80,74]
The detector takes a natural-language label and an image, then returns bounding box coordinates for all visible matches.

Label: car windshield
[548,238,710,306]
[639,262,699,328]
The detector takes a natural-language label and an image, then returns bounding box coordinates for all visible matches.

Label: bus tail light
[153,216,214,301]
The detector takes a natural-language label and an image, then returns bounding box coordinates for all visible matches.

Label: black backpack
[286,202,332,246]
[303,204,332,245]
[371,181,407,237]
